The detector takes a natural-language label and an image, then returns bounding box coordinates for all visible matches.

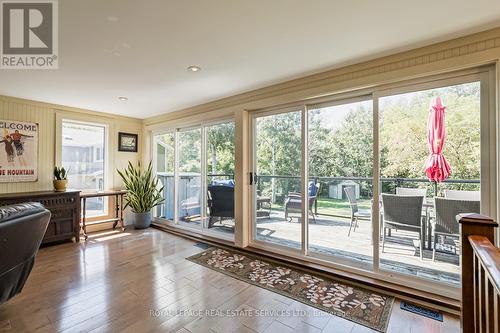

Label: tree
[207,122,235,177]
[256,112,302,200]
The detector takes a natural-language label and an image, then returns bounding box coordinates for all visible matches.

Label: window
[205,122,235,235]
[378,81,481,286]
[177,128,202,228]
[307,98,373,268]
[62,120,107,216]
[248,68,492,297]
[154,132,175,220]
[153,120,235,239]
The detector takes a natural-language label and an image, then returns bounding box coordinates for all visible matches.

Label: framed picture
[118,132,138,152]
[0,120,39,182]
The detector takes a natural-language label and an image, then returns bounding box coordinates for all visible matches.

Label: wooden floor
[0,228,459,333]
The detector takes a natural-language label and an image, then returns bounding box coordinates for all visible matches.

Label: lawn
[270,197,372,218]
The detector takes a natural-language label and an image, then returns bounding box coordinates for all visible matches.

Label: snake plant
[53,166,68,180]
[117,161,164,213]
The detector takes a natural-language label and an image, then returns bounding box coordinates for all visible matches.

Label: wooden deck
[207,211,460,286]
[0,228,459,333]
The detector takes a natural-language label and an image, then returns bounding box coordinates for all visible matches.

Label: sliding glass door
[177,128,202,229]
[250,99,375,265]
[252,109,303,250]
[153,120,235,240]
[249,68,493,296]
[307,98,374,269]
[377,80,482,286]
[205,122,235,236]
[153,132,175,220]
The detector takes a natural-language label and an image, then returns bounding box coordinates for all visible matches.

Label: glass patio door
[204,121,235,238]
[248,68,493,298]
[376,78,484,289]
[153,121,236,240]
[250,99,376,266]
[251,108,303,251]
[153,132,175,221]
[307,98,374,270]
[177,128,202,229]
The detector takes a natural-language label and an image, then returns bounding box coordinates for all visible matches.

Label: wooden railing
[459,213,500,333]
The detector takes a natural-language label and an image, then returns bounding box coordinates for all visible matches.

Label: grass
[269,197,372,217]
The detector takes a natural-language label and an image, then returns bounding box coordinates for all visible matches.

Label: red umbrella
[425,97,451,183]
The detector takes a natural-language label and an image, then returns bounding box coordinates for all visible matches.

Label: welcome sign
[0,119,38,182]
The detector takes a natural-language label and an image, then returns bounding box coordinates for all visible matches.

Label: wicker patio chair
[284,182,320,223]
[396,187,427,198]
[431,198,480,261]
[206,185,234,228]
[381,194,424,260]
[443,189,480,201]
[344,187,370,236]
[396,186,428,218]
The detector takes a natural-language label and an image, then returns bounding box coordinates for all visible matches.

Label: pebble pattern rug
[187,247,394,332]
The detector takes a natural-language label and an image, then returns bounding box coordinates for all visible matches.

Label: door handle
[249,172,258,185]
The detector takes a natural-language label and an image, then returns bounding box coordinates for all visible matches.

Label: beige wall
[143,27,500,246]
[0,96,142,228]
[0,95,142,194]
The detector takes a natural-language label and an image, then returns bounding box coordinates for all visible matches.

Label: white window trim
[56,113,111,218]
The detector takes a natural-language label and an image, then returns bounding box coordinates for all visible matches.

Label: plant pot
[53,179,67,192]
[132,211,152,229]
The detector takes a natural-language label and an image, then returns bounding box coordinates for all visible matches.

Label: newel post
[458,213,498,333]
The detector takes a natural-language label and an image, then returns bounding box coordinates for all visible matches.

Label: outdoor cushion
[308,181,319,197]
[212,179,235,187]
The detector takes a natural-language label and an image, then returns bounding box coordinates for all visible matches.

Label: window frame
[151,117,236,241]
[57,116,110,218]
[246,65,495,299]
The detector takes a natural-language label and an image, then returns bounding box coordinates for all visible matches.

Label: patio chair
[344,187,370,236]
[396,187,427,199]
[431,198,480,261]
[284,182,320,223]
[381,194,424,260]
[206,185,234,228]
[396,187,428,221]
[444,189,480,201]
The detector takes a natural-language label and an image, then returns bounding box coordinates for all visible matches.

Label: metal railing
[255,174,480,219]
[158,172,480,220]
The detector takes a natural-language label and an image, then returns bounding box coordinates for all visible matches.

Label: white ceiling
[1,0,500,119]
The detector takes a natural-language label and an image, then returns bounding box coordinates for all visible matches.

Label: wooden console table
[80,190,127,240]
[0,190,80,244]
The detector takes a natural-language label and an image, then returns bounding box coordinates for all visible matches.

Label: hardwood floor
[0,228,459,332]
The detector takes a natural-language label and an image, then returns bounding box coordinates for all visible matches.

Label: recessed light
[118,96,128,101]
[187,65,201,72]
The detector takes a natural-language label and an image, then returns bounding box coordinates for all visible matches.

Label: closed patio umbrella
[425,97,451,193]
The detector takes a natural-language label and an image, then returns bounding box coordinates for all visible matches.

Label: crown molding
[0,94,142,123]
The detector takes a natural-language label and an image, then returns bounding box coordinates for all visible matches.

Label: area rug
[187,247,394,332]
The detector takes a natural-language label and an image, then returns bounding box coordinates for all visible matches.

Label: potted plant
[53,166,68,192]
[117,161,164,229]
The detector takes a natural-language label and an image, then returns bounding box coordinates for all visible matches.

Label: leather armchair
[0,202,50,304]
